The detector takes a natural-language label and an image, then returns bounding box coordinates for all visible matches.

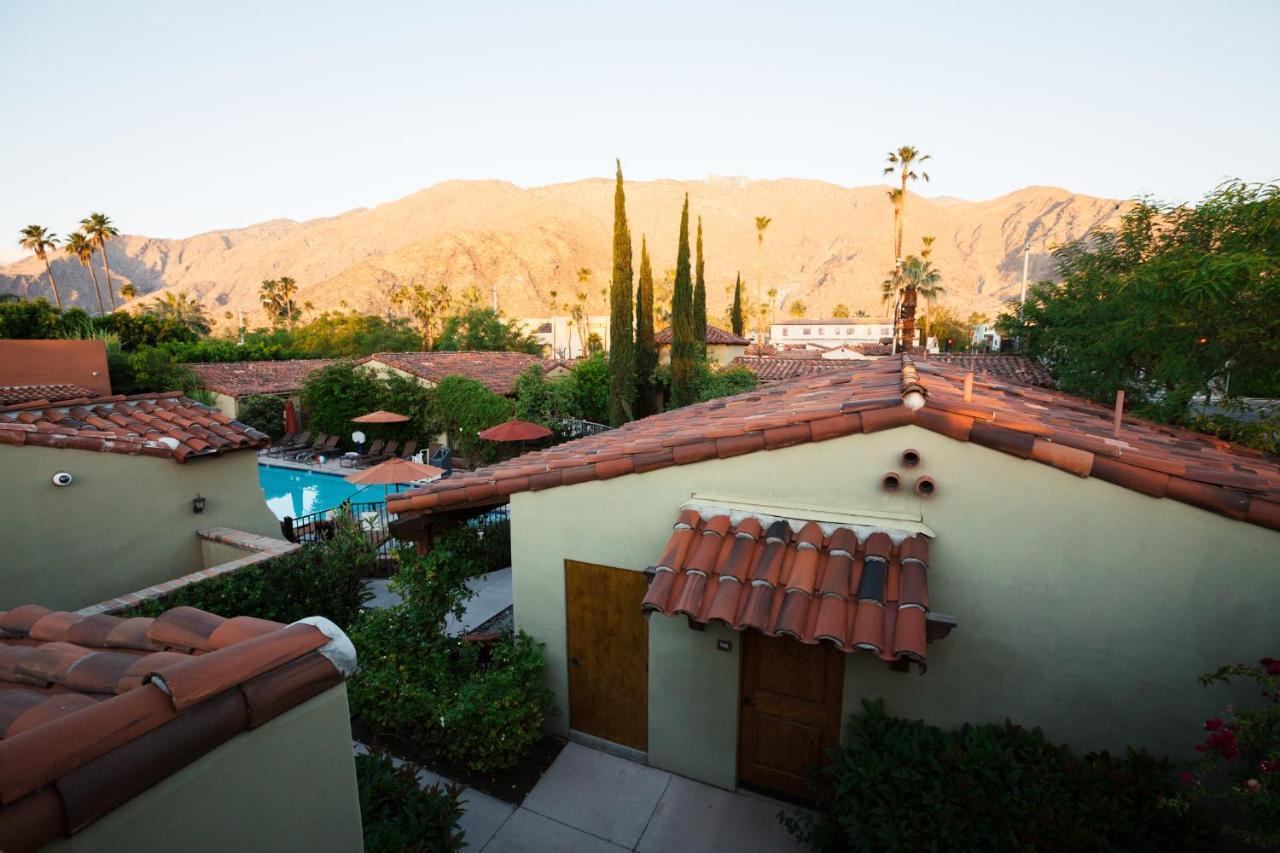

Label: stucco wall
[510,424,1280,789]
[2,447,281,611]
[47,684,362,853]
[210,391,239,420]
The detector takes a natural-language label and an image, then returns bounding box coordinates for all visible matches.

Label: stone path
[362,568,513,635]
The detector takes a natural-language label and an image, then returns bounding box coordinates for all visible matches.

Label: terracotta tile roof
[731,356,854,382]
[0,384,99,406]
[0,605,349,851]
[0,392,269,463]
[655,324,751,346]
[387,355,1280,532]
[928,353,1053,387]
[642,510,942,666]
[359,351,543,395]
[185,359,333,398]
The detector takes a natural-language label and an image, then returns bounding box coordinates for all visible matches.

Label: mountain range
[0,177,1126,330]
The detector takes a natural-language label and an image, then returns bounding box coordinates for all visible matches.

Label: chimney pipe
[963,371,974,402]
[914,476,937,498]
[901,448,921,468]
[882,471,902,492]
[1113,389,1125,437]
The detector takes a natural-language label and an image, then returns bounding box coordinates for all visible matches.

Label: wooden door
[565,560,649,751]
[738,631,844,799]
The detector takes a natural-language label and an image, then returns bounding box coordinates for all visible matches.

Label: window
[846,327,854,335]
[782,328,789,337]
[803,328,811,335]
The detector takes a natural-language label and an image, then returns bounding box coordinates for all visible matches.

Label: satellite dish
[351,430,367,445]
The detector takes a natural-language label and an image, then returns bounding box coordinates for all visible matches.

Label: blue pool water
[258,463,393,520]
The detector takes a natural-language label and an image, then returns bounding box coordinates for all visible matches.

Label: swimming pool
[258,463,394,520]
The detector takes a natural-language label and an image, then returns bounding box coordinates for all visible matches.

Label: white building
[769,319,895,348]
[518,315,611,359]
[971,323,1002,352]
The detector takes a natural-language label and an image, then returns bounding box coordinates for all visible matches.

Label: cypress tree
[670,195,696,408]
[635,236,657,418]
[608,159,635,426]
[693,216,707,357]
[731,272,744,337]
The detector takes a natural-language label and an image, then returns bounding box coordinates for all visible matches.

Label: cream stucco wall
[47,684,362,853]
[1,447,281,611]
[510,424,1280,791]
[657,342,748,368]
[210,391,239,420]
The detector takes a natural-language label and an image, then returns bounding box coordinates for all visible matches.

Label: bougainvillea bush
[1169,657,1280,848]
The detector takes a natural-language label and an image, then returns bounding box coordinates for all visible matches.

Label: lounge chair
[266,430,310,458]
[285,433,328,461]
[345,439,386,468]
[397,439,418,460]
[299,435,340,464]
[363,439,399,465]
[261,431,295,455]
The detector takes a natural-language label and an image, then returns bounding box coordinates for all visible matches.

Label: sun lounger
[285,433,328,461]
[299,435,340,464]
[266,430,310,458]
[345,439,386,468]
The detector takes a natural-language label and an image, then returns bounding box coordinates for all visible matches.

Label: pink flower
[1260,760,1278,774]
[1204,718,1224,731]
[1180,771,1195,786]
[1262,657,1280,676]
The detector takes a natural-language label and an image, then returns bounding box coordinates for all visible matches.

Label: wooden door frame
[736,630,844,798]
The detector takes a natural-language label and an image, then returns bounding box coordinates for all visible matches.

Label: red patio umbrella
[352,410,411,424]
[477,419,553,442]
[283,399,299,434]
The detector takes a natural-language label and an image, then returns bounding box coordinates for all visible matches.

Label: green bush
[435,307,543,354]
[356,750,465,853]
[348,527,550,775]
[301,360,386,440]
[432,375,514,462]
[127,514,375,629]
[237,394,286,438]
[783,700,1215,853]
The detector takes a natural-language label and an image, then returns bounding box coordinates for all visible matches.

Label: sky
[1,1,1277,263]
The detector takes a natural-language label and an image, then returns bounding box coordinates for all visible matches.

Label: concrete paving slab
[363,578,402,609]
[446,568,513,634]
[483,808,628,853]
[521,742,671,849]
[458,788,517,851]
[637,775,806,853]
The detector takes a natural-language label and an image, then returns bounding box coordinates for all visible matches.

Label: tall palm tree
[81,213,120,311]
[754,216,772,347]
[573,268,592,355]
[152,290,211,334]
[916,236,946,348]
[897,254,941,350]
[119,281,138,300]
[64,231,105,314]
[882,147,930,349]
[19,225,62,309]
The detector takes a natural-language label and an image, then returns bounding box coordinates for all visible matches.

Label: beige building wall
[210,391,239,419]
[46,684,362,853]
[510,425,1280,790]
[1,447,281,611]
[657,342,748,368]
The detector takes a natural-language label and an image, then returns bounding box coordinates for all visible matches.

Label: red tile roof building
[655,324,751,346]
[185,359,334,398]
[0,392,269,463]
[359,351,544,395]
[731,356,854,382]
[0,384,99,406]
[388,355,1280,533]
[0,340,112,398]
[928,353,1053,387]
[0,605,352,851]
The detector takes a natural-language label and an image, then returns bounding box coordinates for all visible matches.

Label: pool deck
[257,449,355,477]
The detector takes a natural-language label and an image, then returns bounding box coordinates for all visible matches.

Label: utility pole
[492,282,498,313]
[1019,240,1030,305]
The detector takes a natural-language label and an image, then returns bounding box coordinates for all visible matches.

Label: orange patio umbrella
[345,456,445,487]
[352,410,411,424]
[477,419,553,442]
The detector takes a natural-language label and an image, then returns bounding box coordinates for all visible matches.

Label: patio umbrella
[477,419,553,442]
[352,410,411,424]
[345,456,445,486]
[283,399,299,434]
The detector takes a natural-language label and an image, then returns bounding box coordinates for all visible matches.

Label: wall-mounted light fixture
[192,494,207,514]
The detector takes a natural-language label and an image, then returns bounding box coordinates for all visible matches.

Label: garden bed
[352,719,565,804]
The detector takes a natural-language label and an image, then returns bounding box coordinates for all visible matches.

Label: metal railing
[281,501,512,564]
[552,417,611,440]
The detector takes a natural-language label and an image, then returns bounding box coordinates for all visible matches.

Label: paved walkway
[363,568,513,635]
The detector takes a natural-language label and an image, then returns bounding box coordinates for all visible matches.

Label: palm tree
[754,216,772,345]
[64,231,105,314]
[832,303,851,319]
[152,290,211,334]
[882,147,930,350]
[573,268,592,355]
[119,281,138,300]
[81,213,120,310]
[897,254,941,350]
[916,236,946,348]
[789,300,807,318]
[19,226,62,309]
[260,276,302,330]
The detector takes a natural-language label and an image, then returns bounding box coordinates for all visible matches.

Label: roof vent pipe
[901,448,921,467]
[914,476,937,498]
[882,471,902,492]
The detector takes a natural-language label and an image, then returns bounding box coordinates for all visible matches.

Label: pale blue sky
[1,1,1276,261]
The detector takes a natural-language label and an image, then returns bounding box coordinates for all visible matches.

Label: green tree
[608,159,635,425]
[896,253,941,348]
[915,236,946,347]
[237,394,287,439]
[0,298,64,339]
[260,276,303,332]
[693,216,707,356]
[731,272,745,336]
[392,281,451,349]
[570,269,591,355]
[832,303,851,319]
[63,231,105,315]
[432,375,515,462]
[882,147,931,349]
[290,311,422,357]
[635,236,658,418]
[301,360,386,439]
[151,290,211,335]
[18,225,61,310]
[81,213,120,310]
[754,216,772,346]
[670,195,697,408]
[998,180,1280,441]
[434,307,542,354]
[789,300,807,318]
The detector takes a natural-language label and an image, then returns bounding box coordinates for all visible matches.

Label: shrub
[1172,657,1280,848]
[237,394,286,438]
[783,699,1214,853]
[301,360,386,440]
[435,307,542,354]
[356,750,465,853]
[127,514,375,629]
[432,375,514,462]
[348,527,551,775]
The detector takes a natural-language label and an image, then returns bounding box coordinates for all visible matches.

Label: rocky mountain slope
[0,177,1125,329]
